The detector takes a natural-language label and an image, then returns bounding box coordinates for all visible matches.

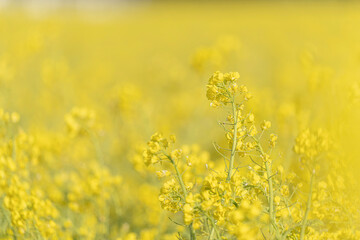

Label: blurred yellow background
[0,1,359,239]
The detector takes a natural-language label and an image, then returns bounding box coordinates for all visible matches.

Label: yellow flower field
[0,2,360,239]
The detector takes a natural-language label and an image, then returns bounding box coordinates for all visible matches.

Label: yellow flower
[261,120,271,130]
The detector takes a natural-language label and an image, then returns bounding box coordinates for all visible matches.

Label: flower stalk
[167,154,197,240]
[227,98,238,182]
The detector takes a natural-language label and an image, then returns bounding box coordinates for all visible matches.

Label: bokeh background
[0,0,359,239]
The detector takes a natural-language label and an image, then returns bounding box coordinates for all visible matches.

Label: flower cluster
[206,71,252,108]
[0,109,124,239]
[294,128,330,161]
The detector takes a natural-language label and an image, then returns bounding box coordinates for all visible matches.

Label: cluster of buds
[143,132,176,166]
[206,71,252,108]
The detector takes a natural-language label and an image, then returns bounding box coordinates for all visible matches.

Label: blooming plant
[143,71,360,239]
[1,4,360,239]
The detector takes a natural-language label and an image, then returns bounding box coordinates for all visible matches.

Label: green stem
[253,136,278,239]
[227,99,238,182]
[168,156,197,240]
[169,157,188,199]
[300,170,315,240]
[265,160,276,237]
[208,227,215,240]
[189,223,196,240]
[211,220,221,240]
[204,212,221,240]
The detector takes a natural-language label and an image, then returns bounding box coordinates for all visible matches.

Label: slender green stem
[252,136,278,239]
[167,155,197,240]
[210,218,221,240]
[203,212,221,240]
[227,99,238,182]
[265,160,276,237]
[300,170,315,240]
[189,223,196,240]
[169,157,188,198]
[208,227,215,240]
